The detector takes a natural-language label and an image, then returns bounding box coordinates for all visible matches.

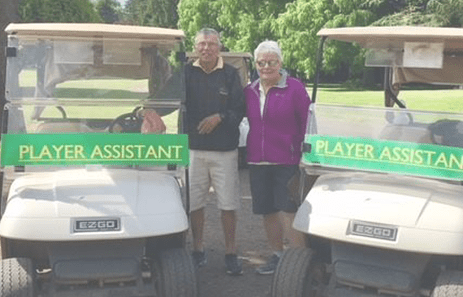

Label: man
[185,28,245,276]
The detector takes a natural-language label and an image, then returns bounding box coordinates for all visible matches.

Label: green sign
[303,135,463,181]
[1,133,189,166]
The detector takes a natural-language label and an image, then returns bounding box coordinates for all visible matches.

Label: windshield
[305,27,463,181]
[2,27,187,173]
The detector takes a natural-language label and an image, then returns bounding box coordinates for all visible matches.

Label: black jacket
[185,62,245,151]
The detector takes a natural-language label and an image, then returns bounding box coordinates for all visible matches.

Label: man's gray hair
[195,28,222,46]
[254,40,282,62]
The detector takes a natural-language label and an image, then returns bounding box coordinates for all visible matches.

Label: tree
[215,0,292,52]
[19,0,101,23]
[178,0,463,83]
[275,0,463,81]
[178,0,220,48]
[274,0,378,79]
[178,0,379,79]
[372,0,463,27]
[178,0,292,52]
[428,0,463,27]
[125,0,179,28]
[95,0,122,24]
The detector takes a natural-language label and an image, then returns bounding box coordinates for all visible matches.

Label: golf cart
[0,23,197,297]
[272,26,463,297]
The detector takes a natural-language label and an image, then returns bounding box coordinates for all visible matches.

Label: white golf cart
[272,26,463,297]
[0,23,197,297]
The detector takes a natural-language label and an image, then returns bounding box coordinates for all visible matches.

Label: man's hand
[197,113,222,134]
[141,109,167,134]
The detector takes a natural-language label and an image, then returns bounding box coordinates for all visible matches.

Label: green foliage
[19,0,101,23]
[95,0,122,24]
[275,0,376,79]
[14,0,463,84]
[372,10,437,26]
[427,0,463,27]
[178,0,463,83]
[125,0,179,28]
[373,0,463,27]
[177,0,221,48]
[178,0,382,79]
[178,0,290,52]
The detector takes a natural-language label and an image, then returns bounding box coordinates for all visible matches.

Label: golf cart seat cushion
[379,125,433,144]
[35,122,94,133]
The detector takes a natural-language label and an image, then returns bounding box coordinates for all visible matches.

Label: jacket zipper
[261,88,272,161]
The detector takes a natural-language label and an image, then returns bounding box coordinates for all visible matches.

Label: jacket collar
[251,69,288,90]
[193,56,224,73]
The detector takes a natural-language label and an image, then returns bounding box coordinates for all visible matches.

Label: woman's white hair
[254,40,282,62]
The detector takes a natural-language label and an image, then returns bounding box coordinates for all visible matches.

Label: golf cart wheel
[0,258,35,297]
[0,237,7,259]
[153,248,198,297]
[146,232,186,256]
[432,270,463,297]
[271,248,319,297]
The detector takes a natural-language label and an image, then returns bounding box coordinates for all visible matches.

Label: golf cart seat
[428,119,463,148]
[379,124,433,144]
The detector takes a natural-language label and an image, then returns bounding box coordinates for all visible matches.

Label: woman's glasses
[256,60,279,67]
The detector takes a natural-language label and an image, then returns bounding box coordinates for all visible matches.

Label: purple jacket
[244,73,311,165]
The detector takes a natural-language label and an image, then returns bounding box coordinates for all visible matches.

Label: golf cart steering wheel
[56,106,67,118]
[109,106,143,133]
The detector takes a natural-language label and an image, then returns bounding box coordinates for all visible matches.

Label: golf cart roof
[317,26,463,50]
[318,26,463,86]
[5,23,185,41]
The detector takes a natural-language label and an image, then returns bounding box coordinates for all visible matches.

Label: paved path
[186,168,275,297]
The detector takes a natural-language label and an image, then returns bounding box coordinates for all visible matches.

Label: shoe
[192,250,207,268]
[256,254,280,275]
[225,254,243,276]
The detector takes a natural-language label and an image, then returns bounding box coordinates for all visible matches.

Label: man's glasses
[256,60,279,67]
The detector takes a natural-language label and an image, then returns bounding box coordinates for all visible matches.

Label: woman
[244,40,311,275]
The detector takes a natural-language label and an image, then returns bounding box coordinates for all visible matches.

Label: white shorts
[189,149,241,211]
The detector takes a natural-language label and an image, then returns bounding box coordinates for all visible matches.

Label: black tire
[432,270,463,297]
[0,236,7,259]
[154,248,198,297]
[146,232,186,257]
[271,248,318,297]
[0,258,35,297]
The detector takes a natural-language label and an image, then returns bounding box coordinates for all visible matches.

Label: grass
[311,86,463,113]
[17,70,180,132]
[17,70,463,119]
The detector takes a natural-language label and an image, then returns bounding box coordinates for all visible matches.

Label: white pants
[189,149,241,211]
